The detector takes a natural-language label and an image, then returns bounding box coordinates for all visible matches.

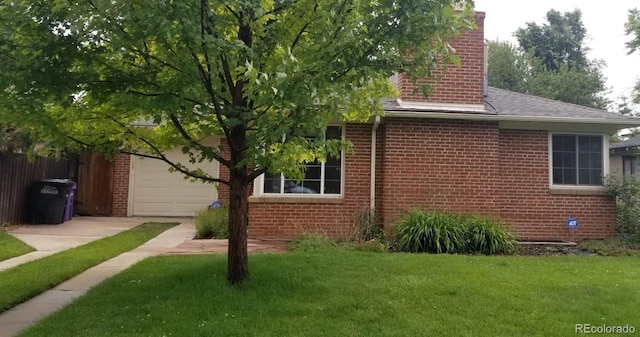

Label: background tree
[487,9,609,109]
[0,124,33,154]
[486,40,532,93]
[625,7,640,104]
[0,0,474,283]
[515,9,588,72]
[529,62,609,109]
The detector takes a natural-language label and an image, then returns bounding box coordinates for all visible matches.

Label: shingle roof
[485,87,634,121]
[611,135,640,150]
[383,87,638,124]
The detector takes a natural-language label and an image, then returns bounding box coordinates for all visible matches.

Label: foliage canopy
[0,0,475,282]
[487,9,609,110]
[625,7,640,105]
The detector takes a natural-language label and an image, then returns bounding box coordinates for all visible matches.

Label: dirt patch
[165,239,289,255]
[517,244,594,256]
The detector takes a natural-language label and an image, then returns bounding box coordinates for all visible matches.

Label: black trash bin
[29,179,76,224]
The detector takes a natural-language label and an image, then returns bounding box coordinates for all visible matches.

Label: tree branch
[127,90,207,107]
[200,0,215,79]
[220,53,237,97]
[188,49,234,152]
[264,0,298,16]
[108,117,229,185]
[247,167,268,182]
[168,113,231,168]
[224,4,241,21]
[290,3,319,51]
[129,47,185,73]
[121,150,229,185]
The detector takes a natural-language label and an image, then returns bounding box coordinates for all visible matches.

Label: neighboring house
[108,11,640,241]
[610,135,640,178]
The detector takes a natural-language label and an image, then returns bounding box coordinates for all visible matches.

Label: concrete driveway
[1,216,189,271]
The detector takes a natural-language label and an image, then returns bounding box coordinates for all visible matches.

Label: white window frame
[548,132,608,190]
[253,126,346,198]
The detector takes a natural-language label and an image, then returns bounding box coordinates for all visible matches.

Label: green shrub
[288,234,338,252]
[577,237,640,256]
[604,175,640,237]
[194,206,228,239]
[393,210,515,255]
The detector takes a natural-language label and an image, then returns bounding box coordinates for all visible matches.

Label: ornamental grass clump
[393,210,465,254]
[393,209,515,255]
[464,216,516,254]
[194,206,229,239]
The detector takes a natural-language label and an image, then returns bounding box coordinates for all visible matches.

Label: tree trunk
[227,167,250,284]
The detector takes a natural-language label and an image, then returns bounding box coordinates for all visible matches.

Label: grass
[288,233,340,251]
[0,230,35,262]
[21,251,640,337]
[0,222,177,313]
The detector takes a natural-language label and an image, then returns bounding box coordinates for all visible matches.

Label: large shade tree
[626,7,640,104]
[0,0,474,283]
[515,9,588,72]
[488,9,609,110]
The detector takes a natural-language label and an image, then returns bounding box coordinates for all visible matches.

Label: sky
[474,0,639,103]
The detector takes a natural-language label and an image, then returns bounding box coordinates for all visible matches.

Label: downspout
[370,115,381,212]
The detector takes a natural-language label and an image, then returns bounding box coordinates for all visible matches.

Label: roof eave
[383,110,640,128]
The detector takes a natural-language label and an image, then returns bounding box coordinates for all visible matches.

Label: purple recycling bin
[64,181,76,221]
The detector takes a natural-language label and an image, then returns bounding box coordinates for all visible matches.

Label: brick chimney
[396,11,486,106]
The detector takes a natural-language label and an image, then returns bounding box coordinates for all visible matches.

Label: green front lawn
[22,251,640,337]
[0,222,177,313]
[0,230,35,262]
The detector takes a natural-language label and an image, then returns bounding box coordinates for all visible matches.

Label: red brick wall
[111,154,130,217]
[210,122,618,241]
[380,118,501,230]
[498,130,616,240]
[247,124,372,238]
[397,12,485,105]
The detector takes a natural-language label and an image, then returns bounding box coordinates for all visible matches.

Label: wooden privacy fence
[75,153,114,216]
[0,153,75,225]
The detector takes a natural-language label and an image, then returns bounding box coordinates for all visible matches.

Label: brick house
[110,11,640,241]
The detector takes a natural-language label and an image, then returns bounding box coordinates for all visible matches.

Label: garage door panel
[135,190,215,203]
[135,178,214,188]
[130,141,220,216]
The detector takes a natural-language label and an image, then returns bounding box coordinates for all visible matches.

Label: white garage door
[129,143,220,216]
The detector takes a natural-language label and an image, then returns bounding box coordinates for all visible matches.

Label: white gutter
[370,115,381,211]
[396,99,486,113]
[384,110,640,126]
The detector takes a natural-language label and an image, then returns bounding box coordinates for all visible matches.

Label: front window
[551,134,603,186]
[263,126,343,195]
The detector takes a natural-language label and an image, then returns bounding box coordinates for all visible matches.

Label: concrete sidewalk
[0,217,146,272]
[0,221,195,337]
